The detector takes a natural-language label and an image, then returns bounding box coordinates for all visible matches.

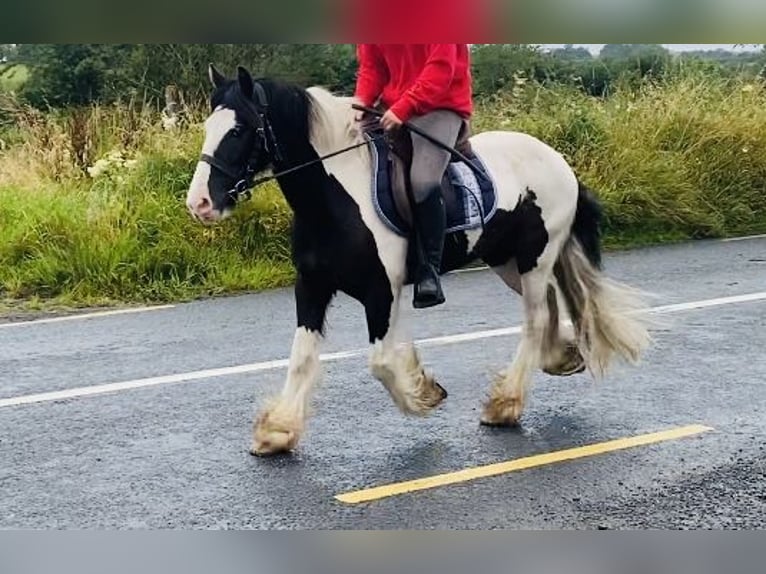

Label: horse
[185,64,652,456]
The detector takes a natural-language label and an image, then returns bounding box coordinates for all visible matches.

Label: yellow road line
[335,424,713,504]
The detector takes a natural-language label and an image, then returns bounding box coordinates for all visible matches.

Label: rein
[351,104,490,181]
[200,136,385,203]
[351,104,489,231]
[199,86,488,232]
[248,133,387,196]
[199,85,388,203]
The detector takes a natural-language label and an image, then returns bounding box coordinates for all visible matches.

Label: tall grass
[1,70,766,310]
[0,95,293,309]
[475,71,766,245]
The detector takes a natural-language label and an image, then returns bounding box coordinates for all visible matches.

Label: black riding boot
[412,190,446,309]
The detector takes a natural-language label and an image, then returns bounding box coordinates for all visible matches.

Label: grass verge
[1,71,766,314]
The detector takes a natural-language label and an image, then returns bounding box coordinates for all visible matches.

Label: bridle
[198,82,281,203]
[197,82,488,233]
[198,81,385,205]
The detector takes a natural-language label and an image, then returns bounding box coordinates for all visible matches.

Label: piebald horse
[186,65,651,456]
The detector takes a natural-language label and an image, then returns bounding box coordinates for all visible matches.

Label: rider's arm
[389,44,458,122]
[354,44,389,108]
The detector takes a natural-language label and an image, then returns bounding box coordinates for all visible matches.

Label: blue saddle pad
[366,133,497,238]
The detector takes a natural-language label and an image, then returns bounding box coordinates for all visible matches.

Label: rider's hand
[380,109,403,132]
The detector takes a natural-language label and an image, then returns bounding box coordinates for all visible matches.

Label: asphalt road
[1,236,765,529]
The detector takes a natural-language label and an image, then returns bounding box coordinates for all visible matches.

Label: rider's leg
[408,110,463,309]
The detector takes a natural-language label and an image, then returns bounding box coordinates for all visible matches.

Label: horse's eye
[231,126,243,137]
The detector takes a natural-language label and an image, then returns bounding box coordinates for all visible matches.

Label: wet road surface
[1,236,765,528]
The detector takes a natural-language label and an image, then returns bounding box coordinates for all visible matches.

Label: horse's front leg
[367,285,447,415]
[250,274,333,456]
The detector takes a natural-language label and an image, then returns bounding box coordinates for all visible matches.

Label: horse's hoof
[543,361,586,377]
[250,429,297,456]
[479,417,520,429]
[423,377,448,410]
[543,345,586,377]
[251,407,301,456]
[480,395,523,427]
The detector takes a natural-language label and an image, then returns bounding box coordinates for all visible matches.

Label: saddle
[361,115,497,239]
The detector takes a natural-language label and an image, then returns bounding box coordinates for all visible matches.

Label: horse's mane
[304,85,364,150]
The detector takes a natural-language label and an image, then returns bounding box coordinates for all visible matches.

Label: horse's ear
[237,66,254,100]
[208,63,225,88]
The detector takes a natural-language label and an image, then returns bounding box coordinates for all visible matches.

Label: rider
[354,44,473,308]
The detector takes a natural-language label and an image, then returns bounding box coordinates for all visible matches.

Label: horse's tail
[554,180,652,379]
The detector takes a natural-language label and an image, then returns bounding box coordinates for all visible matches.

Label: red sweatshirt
[354,44,473,123]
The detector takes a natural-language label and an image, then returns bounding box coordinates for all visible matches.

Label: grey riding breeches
[407,109,464,204]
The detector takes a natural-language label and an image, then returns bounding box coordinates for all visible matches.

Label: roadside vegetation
[1,44,765,312]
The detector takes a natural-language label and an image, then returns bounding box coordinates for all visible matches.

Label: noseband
[198,152,257,202]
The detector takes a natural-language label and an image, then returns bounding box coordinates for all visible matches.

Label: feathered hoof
[480,394,523,427]
[427,377,449,406]
[402,372,448,416]
[250,406,301,456]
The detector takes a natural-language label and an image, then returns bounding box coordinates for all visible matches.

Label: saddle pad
[367,133,497,238]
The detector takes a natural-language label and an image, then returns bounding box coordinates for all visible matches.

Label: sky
[541,44,762,54]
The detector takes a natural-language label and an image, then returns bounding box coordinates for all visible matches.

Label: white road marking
[450,266,489,274]
[721,234,766,242]
[417,325,522,347]
[0,349,361,408]
[1,291,765,409]
[646,292,766,314]
[0,305,175,329]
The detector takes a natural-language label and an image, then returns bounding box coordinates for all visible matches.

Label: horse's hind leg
[541,283,586,376]
[492,260,585,377]
[250,274,333,456]
[482,263,552,426]
[367,285,447,415]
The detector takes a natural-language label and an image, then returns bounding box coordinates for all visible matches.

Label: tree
[595,44,671,91]
[549,45,593,61]
[15,44,135,107]
[470,44,546,96]
[14,44,359,108]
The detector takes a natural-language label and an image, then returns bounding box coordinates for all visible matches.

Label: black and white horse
[186,65,651,456]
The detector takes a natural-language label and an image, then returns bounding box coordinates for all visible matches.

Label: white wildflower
[86,149,137,180]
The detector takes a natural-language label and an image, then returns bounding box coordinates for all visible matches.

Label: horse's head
[186,64,272,224]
